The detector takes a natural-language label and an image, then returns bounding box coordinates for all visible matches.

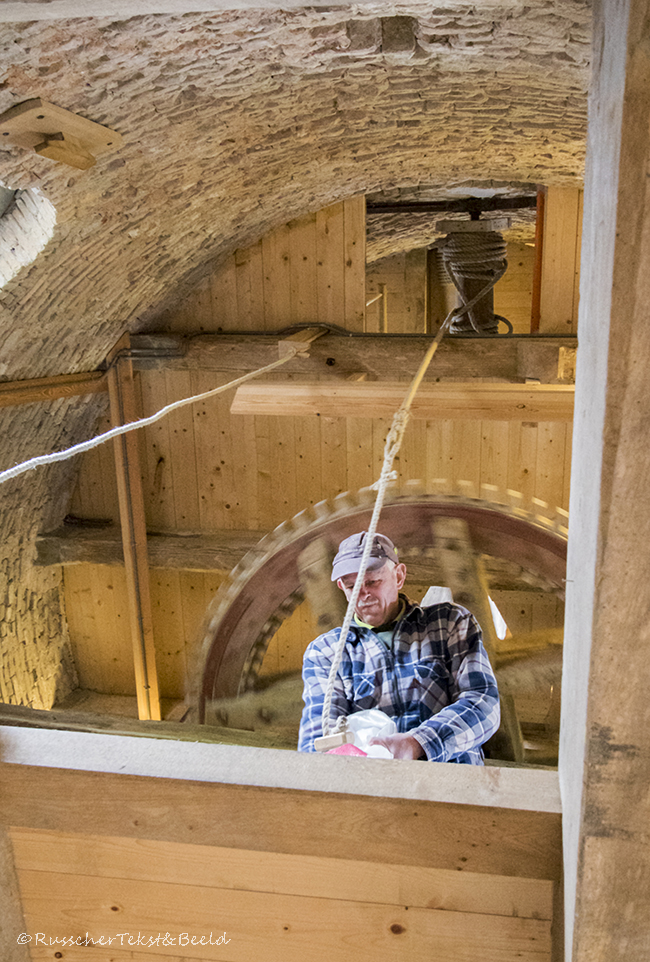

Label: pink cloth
[326,743,368,756]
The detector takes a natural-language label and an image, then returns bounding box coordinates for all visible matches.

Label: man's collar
[352,596,411,633]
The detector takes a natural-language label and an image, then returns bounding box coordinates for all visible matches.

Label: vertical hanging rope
[319,267,508,740]
[320,316,451,737]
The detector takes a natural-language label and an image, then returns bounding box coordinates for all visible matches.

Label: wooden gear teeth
[194,481,569,717]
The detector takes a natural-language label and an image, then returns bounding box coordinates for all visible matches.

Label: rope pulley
[436,216,511,335]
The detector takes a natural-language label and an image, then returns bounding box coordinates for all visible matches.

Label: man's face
[337,560,407,627]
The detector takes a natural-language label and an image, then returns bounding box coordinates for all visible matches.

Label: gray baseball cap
[331,531,399,581]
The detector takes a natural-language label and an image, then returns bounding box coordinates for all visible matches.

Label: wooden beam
[107,334,161,721]
[35,525,266,570]
[561,0,650,958]
[433,517,525,764]
[0,763,562,879]
[0,370,106,408]
[33,526,558,593]
[230,382,575,421]
[130,332,577,383]
[0,703,296,751]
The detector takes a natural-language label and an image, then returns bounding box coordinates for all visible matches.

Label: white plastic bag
[345,709,396,758]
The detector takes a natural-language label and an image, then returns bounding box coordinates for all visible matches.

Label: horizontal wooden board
[130,332,577,383]
[231,382,575,421]
[17,869,551,962]
[1,764,562,880]
[0,370,107,407]
[9,828,553,920]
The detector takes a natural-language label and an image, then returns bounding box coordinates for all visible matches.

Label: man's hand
[369,733,425,760]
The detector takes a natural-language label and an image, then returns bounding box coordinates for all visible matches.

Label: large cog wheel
[196,481,568,722]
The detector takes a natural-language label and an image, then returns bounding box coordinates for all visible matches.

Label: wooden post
[433,517,525,764]
[379,283,388,333]
[530,186,546,333]
[538,186,583,333]
[107,334,161,721]
[560,0,650,958]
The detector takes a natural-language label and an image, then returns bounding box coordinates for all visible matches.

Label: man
[297,531,500,763]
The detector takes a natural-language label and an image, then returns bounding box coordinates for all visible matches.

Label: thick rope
[441,231,508,334]
[319,263,513,739]
[320,316,452,737]
[0,350,300,487]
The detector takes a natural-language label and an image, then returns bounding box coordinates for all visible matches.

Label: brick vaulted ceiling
[0,1,589,707]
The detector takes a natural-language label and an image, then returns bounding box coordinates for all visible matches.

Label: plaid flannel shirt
[297,597,500,764]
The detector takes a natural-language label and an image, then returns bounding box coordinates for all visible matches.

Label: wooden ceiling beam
[0,370,106,408]
[230,381,575,421]
[34,525,552,592]
[35,525,266,571]
[130,332,577,384]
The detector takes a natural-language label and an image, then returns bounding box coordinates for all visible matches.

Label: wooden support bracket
[0,98,122,170]
[278,327,327,358]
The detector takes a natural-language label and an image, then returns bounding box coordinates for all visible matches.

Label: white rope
[320,318,451,737]
[319,267,509,738]
[0,350,300,487]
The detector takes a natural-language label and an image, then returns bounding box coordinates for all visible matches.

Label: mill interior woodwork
[5,188,577,961]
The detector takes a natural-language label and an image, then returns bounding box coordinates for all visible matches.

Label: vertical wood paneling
[289,213,318,324]
[398,418,427,487]
[262,223,292,331]
[507,422,538,504]
[234,242,265,328]
[344,195,366,331]
[150,569,185,698]
[539,186,583,333]
[493,243,535,334]
[535,422,567,508]
[295,415,322,508]
[165,370,200,531]
[139,370,176,531]
[230,408,259,529]
[321,416,347,501]
[316,202,346,326]
[269,416,297,522]
[254,414,273,529]
[480,421,510,491]
[346,418,374,490]
[210,256,238,329]
[64,566,133,695]
[192,371,226,532]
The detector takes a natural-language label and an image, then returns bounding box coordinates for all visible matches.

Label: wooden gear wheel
[196,482,568,729]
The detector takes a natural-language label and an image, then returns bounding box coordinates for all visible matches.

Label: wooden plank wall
[366,241,536,335]
[539,187,584,333]
[157,197,366,333]
[64,194,576,700]
[366,249,428,332]
[10,825,554,962]
[2,762,561,962]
